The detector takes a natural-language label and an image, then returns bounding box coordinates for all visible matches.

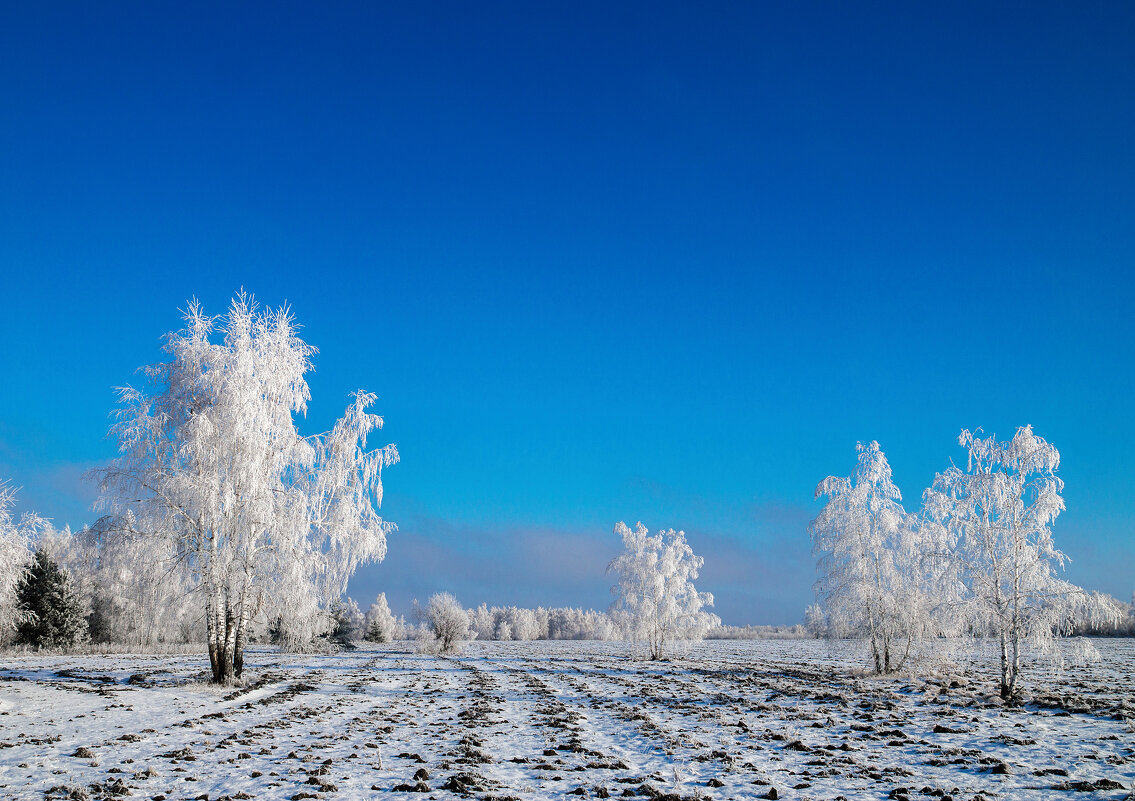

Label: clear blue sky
[1,2,1132,623]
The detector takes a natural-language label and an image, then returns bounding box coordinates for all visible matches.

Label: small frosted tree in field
[810,441,933,674]
[0,482,40,643]
[363,592,400,642]
[93,293,398,683]
[924,426,1116,699]
[417,592,471,654]
[607,521,719,660]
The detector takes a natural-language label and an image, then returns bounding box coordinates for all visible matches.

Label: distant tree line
[706,624,811,640]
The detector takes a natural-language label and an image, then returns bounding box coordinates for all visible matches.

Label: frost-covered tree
[0,482,40,643]
[512,607,541,640]
[417,592,471,654]
[488,606,540,640]
[804,603,826,638]
[93,294,398,683]
[607,521,719,660]
[923,426,1116,699]
[14,549,88,649]
[363,592,401,642]
[810,442,936,674]
[1069,592,1135,636]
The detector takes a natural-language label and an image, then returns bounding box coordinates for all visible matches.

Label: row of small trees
[327,596,623,644]
[810,428,1120,698]
[468,603,618,641]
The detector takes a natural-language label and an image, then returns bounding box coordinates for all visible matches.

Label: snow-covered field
[1,639,1132,801]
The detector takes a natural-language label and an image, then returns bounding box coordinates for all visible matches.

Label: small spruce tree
[15,549,88,648]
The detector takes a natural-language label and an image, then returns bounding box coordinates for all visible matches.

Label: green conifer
[15,549,87,648]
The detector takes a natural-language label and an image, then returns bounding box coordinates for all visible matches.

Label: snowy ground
[0,639,1132,801]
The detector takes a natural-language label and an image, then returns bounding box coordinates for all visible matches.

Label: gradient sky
[1,2,1133,624]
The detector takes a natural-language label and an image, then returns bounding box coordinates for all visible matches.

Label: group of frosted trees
[5,288,1123,692]
[323,594,623,647]
[0,483,42,644]
[810,429,1120,697]
[468,603,619,641]
[0,503,217,649]
[0,487,86,649]
[296,516,723,657]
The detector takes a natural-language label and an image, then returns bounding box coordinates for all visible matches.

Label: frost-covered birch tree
[923,426,1115,699]
[810,441,932,674]
[93,293,398,684]
[607,521,719,660]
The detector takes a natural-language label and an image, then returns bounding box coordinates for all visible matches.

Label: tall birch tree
[924,426,1111,699]
[94,293,397,684]
[810,441,929,674]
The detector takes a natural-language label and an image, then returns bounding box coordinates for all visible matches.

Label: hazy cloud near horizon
[347,506,817,626]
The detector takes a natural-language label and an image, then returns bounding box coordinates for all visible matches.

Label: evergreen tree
[15,549,88,648]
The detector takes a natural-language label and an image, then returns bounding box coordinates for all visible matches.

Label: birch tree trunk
[232,577,252,679]
[205,583,220,683]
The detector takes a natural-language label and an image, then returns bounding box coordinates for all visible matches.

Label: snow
[1,639,1132,800]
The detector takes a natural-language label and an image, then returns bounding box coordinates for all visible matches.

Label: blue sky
[1,2,1132,623]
